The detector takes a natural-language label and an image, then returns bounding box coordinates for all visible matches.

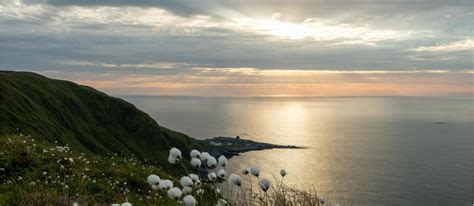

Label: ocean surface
[122,96,474,205]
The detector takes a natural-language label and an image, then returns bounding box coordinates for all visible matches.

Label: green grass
[0,71,214,172]
[0,135,220,205]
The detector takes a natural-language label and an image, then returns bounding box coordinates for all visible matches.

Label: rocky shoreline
[205,136,306,158]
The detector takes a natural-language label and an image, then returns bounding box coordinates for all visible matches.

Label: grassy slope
[0,71,213,168]
[0,135,219,205]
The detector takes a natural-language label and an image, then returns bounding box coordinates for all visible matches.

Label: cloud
[413,38,474,52]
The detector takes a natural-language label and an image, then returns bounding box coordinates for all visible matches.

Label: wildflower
[319,195,326,204]
[190,158,201,168]
[206,156,217,168]
[182,187,193,195]
[260,179,271,192]
[68,157,74,164]
[42,171,47,175]
[159,180,173,191]
[250,166,260,177]
[217,155,227,167]
[215,188,221,194]
[168,155,178,164]
[147,174,160,185]
[169,147,182,159]
[194,180,201,187]
[241,167,250,175]
[111,204,120,206]
[200,152,211,161]
[217,169,226,179]
[152,185,160,190]
[189,174,199,183]
[183,195,196,206]
[280,169,287,177]
[180,176,193,187]
[72,202,79,206]
[190,149,201,158]
[121,202,132,206]
[229,174,242,186]
[167,187,182,200]
[196,189,204,195]
[207,172,217,181]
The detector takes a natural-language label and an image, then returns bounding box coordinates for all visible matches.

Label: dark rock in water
[205,136,305,158]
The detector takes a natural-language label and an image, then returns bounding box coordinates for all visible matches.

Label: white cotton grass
[121,202,132,206]
[217,155,227,167]
[147,174,160,185]
[241,167,250,175]
[189,173,199,183]
[159,179,173,191]
[260,178,271,192]
[180,176,193,187]
[111,204,120,206]
[182,186,193,195]
[169,147,182,159]
[250,166,260,177]
[229,173,242,186]
[183,195,196,206]
[207,172,217,181]
[190,158,201,168]
[190,149,201,159]
[151,184,160,190]
[168,155,178,164]
[206,156,217,168]
[200,152,211,161]
[217,169,226,179]
[280,169,287,177]
[167,187,183,200]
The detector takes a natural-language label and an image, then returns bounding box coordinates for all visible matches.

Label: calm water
[123,96,474,205]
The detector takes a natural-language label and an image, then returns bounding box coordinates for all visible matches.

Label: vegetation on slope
[0,135,219,205]
[0,71,213,168]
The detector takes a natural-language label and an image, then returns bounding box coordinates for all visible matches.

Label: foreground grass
[0,135,218,205]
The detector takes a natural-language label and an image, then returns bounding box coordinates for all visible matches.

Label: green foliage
[0,71,214,171]
[0,135,222,205]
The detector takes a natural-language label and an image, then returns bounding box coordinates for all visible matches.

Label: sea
[122,96,474,205]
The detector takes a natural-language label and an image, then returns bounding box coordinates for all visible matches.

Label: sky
[1,0,473,96]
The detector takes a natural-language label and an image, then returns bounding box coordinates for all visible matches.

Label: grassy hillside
[0,135,219,205]
[0,71,212,168]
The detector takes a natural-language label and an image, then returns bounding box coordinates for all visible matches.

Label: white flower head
[151,184,160,190]
[189,174,200,183]
[207,172,217,182]
[215,188,221,194]
[194,180,201,187]
[260,178,271,192]
[147,174,160,185]
[168,155,178,164]
[217,155,227,167]
[190,158,201,168]
[159,179,173,191]
[167,187,182,200]
[229,173,242,186]
[250,166,260,177]
[182,186,193,195]
[169,147,182,159]
[111,204,120,206]
[183,195,196,206]
[217,169,226,179]
[319,195,326,204]
[121,202,132,206]
[280,169,287,177]
[206,156,217,168]
[241,167,250,175]
[200,152,211,161]
[180,176,193,187]
[190,150,201,159]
